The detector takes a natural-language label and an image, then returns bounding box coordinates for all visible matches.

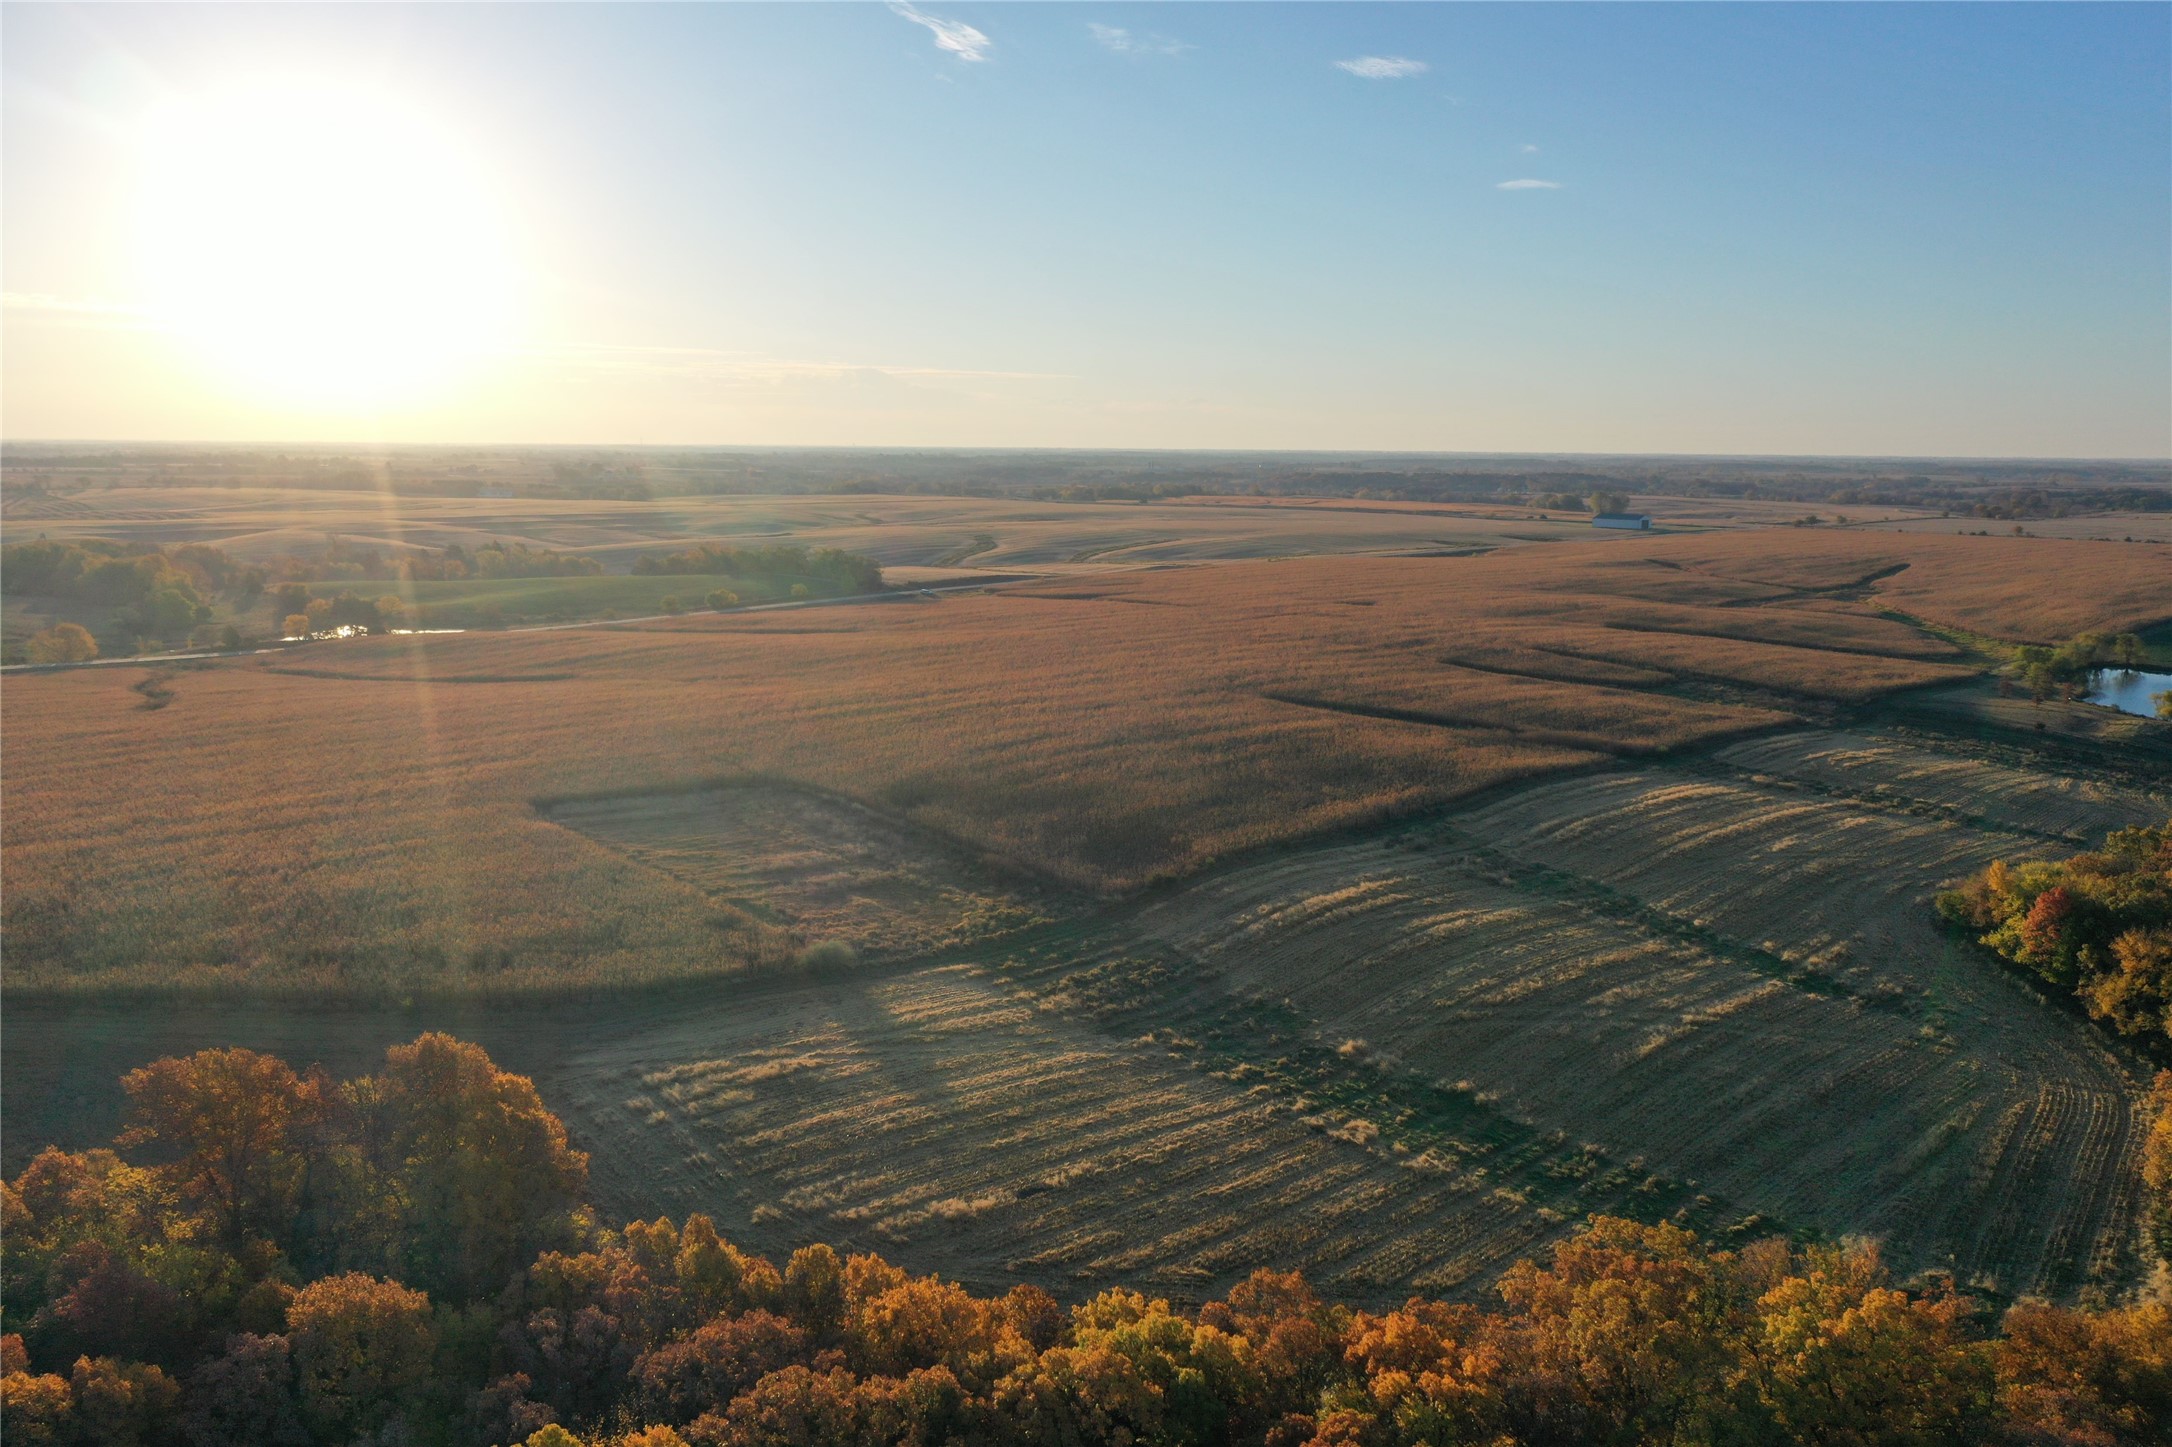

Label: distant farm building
[1592,513,1652,530]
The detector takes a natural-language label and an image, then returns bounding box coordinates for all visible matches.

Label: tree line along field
[3,529,2167,996]
[7,1030,2168,1447]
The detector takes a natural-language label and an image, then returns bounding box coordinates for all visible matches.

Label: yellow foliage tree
[287,1272,436,1439]
[24,623,96,664]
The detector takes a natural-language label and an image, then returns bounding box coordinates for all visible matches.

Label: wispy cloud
[1496,179,1561,190]
[1089,23,1190,57]
[1519,143,1541,154]
[1335,56,1427,79]
[890,1,991,63]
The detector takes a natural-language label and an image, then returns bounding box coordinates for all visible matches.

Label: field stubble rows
[3,721,2161,1304]
[538,731,2164,1302]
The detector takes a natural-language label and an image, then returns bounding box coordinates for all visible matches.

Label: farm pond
[2086,668,2172,717]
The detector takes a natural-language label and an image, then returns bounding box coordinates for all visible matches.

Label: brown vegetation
[3,531,2164,995]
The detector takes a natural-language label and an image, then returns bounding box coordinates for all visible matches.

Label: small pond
[2085,668,2172,718]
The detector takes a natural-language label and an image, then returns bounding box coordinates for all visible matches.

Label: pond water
[2085,668,2172,718]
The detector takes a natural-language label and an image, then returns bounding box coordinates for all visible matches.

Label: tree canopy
[5,1039,2169,1447]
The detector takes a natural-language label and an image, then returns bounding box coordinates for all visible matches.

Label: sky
[3,2,2168,457]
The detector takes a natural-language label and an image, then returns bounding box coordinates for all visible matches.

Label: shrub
[795,941,857,972]
[23,624,97,664]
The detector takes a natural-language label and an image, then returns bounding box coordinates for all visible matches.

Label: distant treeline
[257,539,602,585]
[1,539,251,646]
[5,1036,2169,1447]
[633,544,883,593]
[8,446,2168,513]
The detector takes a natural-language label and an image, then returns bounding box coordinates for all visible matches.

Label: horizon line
[3,438,2168,468]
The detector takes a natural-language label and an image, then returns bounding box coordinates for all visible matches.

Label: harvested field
[5,531,2165,994]
[1447,771,2018,975]
[1871,513,2172,544]
[5,729,2153,1303]
[1117,749,2155,1297]
[1713,729,2172,842]
[544,784,1067,960]
[566,964,1575,1301]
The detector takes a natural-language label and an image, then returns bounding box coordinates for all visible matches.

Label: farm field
[1116,754,2155,1299]
[0,484,1620,575]
[1712,727,2172,842]
[6,721,2157,1304]
[5,529,2167,995]
[544,783,1067,962]
[3,517,2167,1306]
[1868,511,2172,543]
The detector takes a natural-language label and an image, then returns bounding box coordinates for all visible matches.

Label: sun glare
[137,79,517,409]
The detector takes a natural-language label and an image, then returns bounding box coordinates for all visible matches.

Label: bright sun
[138,79,517,409]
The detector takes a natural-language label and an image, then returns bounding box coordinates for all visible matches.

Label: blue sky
[4,2,2167,455]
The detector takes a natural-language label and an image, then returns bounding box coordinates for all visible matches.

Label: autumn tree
[634,1311,808,1425]
[1492,1217,1741,1444]
[69,1354,182,1447]
[847,1274,1000,1380]
[182,1332,307,1447]
[286,1272,436,1440]
[1744,1244,1993,1444]
[365,1034,590,1300]
[0,1333,73,1445]
[120,1047,319,1249]
[783,1245,846,1341]
[2145,1072,2172,1266]
[689,1363,859,1447]
[23,623,97,664]
[1996,1297,2172,1447]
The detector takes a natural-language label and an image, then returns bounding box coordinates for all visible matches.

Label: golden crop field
[4,529,2165,996]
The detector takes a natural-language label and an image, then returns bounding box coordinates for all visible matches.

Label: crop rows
[559,965,1559,1302]
[545,784,1062,961]
[1114,753,2152,1296]
[1714,729,2171,843]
